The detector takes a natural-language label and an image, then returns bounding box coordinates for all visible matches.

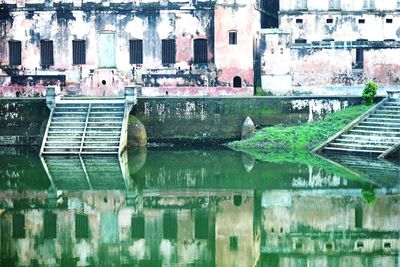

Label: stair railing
[79,104,92,155]
[378,141,400,159]
[40,107,55,155]
[312,97,390,154]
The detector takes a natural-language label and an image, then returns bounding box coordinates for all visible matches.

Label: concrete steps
[41,99,127,155]
[320,98,400,157]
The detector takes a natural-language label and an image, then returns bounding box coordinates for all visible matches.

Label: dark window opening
[261,0,279,28]
[325,243,334,250]
[132,215,145,239]
[326,18,334,24]
[386,18,393,23]
[296,0,307,10]
[9,41,21,65]
[75,214,89,239]
[356,241,364,248]
[384,39,395,42]
[13,214,25,239]
[296,18,303,24]
[162,39,176,64]
[329,0,341,10]
[40,40,54,67]
[322,38,334,42]
[233,195,242,206]
[129,39,143,64]
[195,209,209,239]
[229,236,238,251]
[72,40,86,65]
[194,39,208,64]
[44,212,57,239]
[384,242,391,248]
[295,242,302,249]
[295,38,307,44]
[358,19,365,24]
[355,205,363,228]
[163,211,177,240]
[233,76,242,88]
[229,31,238,45]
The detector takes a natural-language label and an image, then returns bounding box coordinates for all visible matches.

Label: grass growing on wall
[228,104,371,152]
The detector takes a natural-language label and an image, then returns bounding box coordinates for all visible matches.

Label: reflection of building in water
[0,189,261,266]
[261,190,400,266]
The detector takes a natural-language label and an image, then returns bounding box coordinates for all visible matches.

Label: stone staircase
[40,98,128,155]
[314,96,400,158]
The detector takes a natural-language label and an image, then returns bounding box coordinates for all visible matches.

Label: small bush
[362,82,378,105]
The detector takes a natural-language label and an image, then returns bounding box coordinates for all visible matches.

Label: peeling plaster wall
[259,0,400,94]
[0,0,261,96]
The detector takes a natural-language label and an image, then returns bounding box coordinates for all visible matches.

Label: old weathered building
[261,0,400,95]
[0,0,261,96]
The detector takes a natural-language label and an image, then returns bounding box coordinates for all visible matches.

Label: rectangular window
[194,209,209,239]
[329,0,341,10]
[12,214,25,239]
[129,39,143,64]
[363,0,375,9]
[229,31,237,45]
[295,38,307,44]
[162,39,176,64]
[296,0,307,10]
[44,212,57,239]
[193,39,208,64]
[40,40,54,67]
[72,40,86,65]
[355,48,364,69]
[132,215,145,239]
[163,211,177,240]
[355,206,363,228]
[8,41,21,65]
[326,18,334,24]
[75,214,89,239]
[229,236,238,251]
[386,18,393,23]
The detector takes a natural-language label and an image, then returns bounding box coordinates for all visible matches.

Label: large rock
[128,116,147,147]
[241,116,255,140]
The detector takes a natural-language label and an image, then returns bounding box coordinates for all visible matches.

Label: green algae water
[0,147,399,267]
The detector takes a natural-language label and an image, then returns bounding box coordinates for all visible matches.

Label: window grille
[193,39,208,64]
[163,211,177,240]
[129,39,143,64]
[132,215,145,239]
[40,40,54,67]
[75,214,89,239]
[162,39,176,64]
[72,40,86,65]
[229,31,237,45]
[8,41,21,65]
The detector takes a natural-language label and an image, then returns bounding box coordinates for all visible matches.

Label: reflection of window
[294,38,307,44]
[229,236,238,251]
[72,40,86,65]
[132,215,145,239]
[40,40,54,67]
[129,39,143,64]
[163,211,177,239]
[12,214,25,239]
[355,205,363,228]
[363,0,375,9]
[229,31,237,45]
[162,39,176,64]
[233,76,242,88]
[329,0,341,10]
[194,39,208,64]
[296,0,307,10]
[44,212,57,239]
[195,209,208,239]
[8,40,21,65]
[75,214,89,239]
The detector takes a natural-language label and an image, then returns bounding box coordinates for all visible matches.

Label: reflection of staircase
[41,98,128,155]
[323,153,400,189]
[41,155,127,190]
[315,97,400,158]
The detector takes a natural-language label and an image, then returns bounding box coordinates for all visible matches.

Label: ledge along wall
[133,96,366,144]
[0,96,367,146]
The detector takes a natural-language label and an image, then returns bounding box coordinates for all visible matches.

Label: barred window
[12,214,25,239]
[193,39,208,64]
[162,39,176,64]
[75,214,89,239]
[296,0,307,10]
[40,40,54,67]
[194,209,208,239]
[129,39,143,64]
[229,31,237,45]
[329,0,341,10]
[163,211,177,240]
[8,40,21,65]
[44,212,57,239]
[355,48,364,69]
[132,215,145,239]
[363,0,375,9]
[72,40,86,65]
